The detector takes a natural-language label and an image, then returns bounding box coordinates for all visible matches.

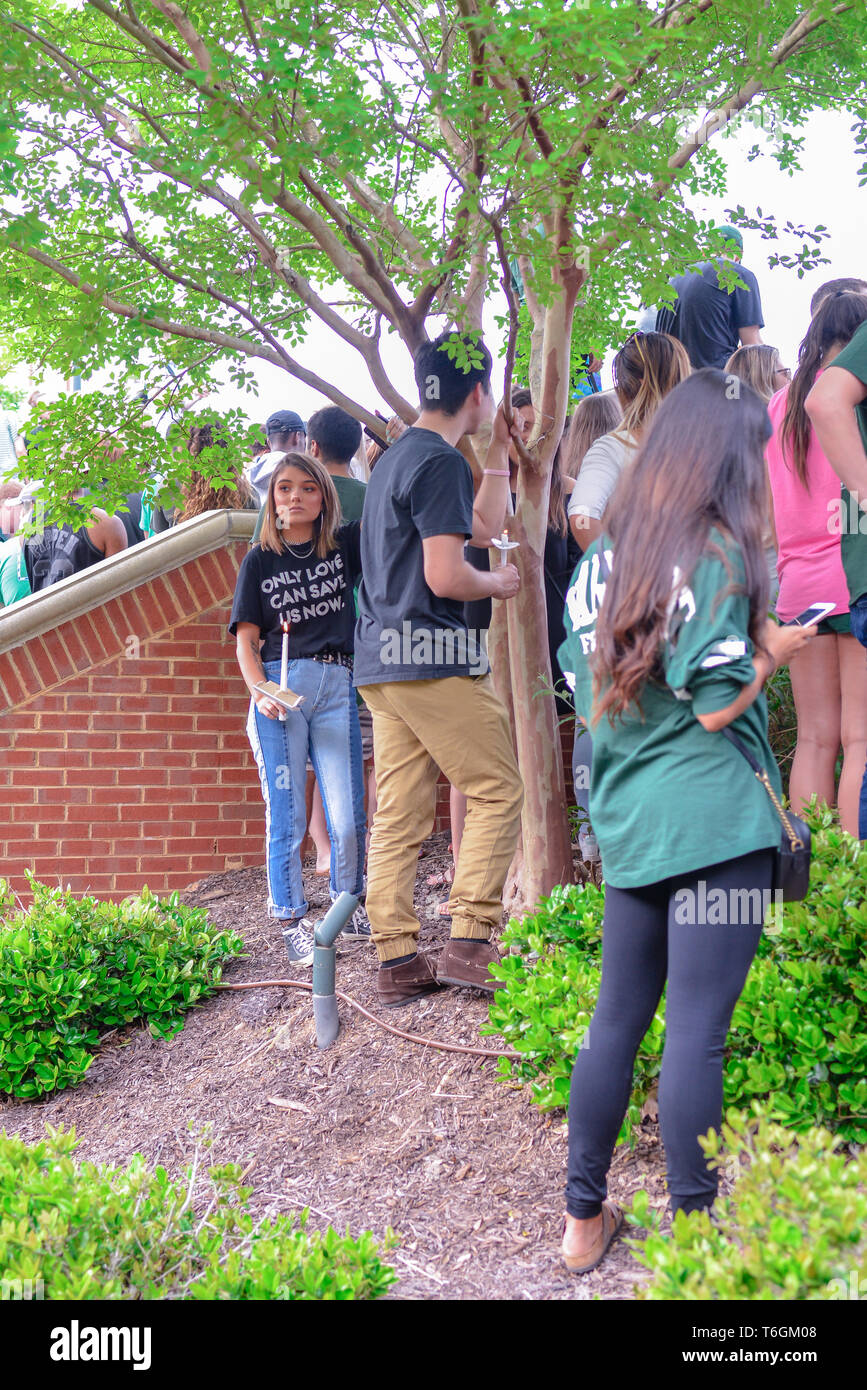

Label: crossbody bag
[721,727,811,902]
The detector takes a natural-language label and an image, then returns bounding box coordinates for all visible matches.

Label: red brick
[213,547,242,590]
[88,675,146,696]
[142,749,190,768]
[58,839,114,857]
[196,677,235,697]
[117,769,165,786]
[165,568,199,617]
[37,786,87,805]
[57,622,95,675]
[91,787,143,805]
[0,655,28,708]
[109,696,172,716]
[7,645,44,701]
[67,693,118,715]
[11,730,66,750]
[66,733,119,751]
[150,575,185,626]
[34,629,77,683]
[138,821,191,838]
[88,714,149,731]
[12,770,64,787]
[216,768,258,785]
[192,552,226,607]
[59,712,91,730]
[77,612,112,663]
[167,696,209,715]
[195,714,238,733]
[66,804,125,824]
[5,749,39,767]
[4,839,58,856]
[171,661,205,681]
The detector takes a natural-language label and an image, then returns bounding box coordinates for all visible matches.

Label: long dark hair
[592,369,771,724]
[780,292,867,487]
[511,387,569,534]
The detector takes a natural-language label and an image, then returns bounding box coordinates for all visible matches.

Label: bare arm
[89,509,128,556]
[569,512,603,549]
[235,621,282,719]
[696,622,813,733]
[738,325,763,347]
[422,534,519,602]
[805,365,867,497]
[470,402,521,545]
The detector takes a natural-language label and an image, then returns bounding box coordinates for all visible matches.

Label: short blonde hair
[258,452,341,558]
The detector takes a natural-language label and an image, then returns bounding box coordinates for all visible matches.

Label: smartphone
[785,602,837,628]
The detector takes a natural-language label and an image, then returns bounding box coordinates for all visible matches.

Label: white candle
[280,621,289,720]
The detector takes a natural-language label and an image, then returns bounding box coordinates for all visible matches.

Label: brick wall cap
[0,510,255,657]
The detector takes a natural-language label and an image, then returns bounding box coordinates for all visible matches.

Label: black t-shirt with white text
[229,523,361,661]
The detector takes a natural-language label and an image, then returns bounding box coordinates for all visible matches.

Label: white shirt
[567,430,637,524]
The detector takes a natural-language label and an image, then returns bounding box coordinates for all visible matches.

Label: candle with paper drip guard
[253,618,305,716]
[490,526,520,566]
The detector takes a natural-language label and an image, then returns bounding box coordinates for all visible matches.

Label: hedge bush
[627,1110,867,1300]
[0,878,246,1099]
[485,807,867,1142]
[0,1126,396,1300]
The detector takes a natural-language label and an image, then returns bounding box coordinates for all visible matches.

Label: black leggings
[565,848,774,1218]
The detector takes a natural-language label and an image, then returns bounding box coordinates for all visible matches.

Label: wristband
[483,469,510,476]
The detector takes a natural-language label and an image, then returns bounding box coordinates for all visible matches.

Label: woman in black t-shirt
[230,453,369,965]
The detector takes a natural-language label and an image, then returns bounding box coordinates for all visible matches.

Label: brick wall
[0,542,263,901]
[0,515,572,900]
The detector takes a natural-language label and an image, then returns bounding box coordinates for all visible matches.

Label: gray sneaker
[343,904,372,939]
[282,918,315,967]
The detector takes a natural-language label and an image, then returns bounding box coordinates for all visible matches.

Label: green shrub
[0,1126,397,1300]
[766,664,797,795]
[485,808,867,1141]
[627,1110,867,1300]
[0,878,246,1099]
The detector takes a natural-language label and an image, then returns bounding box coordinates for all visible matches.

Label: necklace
[283,538,315,558]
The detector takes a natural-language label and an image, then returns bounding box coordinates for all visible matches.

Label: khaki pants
[360,676,524,961]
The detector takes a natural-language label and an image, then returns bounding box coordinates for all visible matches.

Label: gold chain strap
[754,768,805,852]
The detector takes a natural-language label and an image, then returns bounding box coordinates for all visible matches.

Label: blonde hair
[612,332,691,438]
[561,392,622,479]
[258,452,341,558]
[724,344,784,405]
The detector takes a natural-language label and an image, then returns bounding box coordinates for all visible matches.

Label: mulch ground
[1,833,673,1300]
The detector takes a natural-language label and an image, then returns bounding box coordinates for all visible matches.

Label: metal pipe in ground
[312,891,359,1049]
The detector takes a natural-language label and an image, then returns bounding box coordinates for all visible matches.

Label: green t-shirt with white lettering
[827,322,867,604]
[557,533,781,888]
[0,536,31,607]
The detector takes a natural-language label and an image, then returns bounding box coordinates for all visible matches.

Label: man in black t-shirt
[355,333,524,1005]
[656,226,764,370]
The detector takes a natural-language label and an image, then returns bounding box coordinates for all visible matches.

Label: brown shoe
[561,1201,623,1274]
[376,952,445,1008]
[436,938,503,993]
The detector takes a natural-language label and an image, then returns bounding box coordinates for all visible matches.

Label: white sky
[9,110,867,423]
[212,109,867,417]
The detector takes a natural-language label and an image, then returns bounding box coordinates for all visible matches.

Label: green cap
[715,223,744,253]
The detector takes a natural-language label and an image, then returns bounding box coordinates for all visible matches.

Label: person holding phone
[767,291,867,837]
[556,369,813,1273]
[230,453,369,965]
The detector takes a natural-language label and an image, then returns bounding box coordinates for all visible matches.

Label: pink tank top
[766,379,849,622]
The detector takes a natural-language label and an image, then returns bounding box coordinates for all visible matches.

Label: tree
[0,0,863,911]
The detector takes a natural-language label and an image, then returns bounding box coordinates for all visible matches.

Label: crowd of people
[6,235,867,1276]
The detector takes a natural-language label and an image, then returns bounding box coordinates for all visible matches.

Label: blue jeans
[246,658,366,919]
[849,594,867,839]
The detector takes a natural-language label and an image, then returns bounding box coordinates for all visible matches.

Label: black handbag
[722,727,811,902]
